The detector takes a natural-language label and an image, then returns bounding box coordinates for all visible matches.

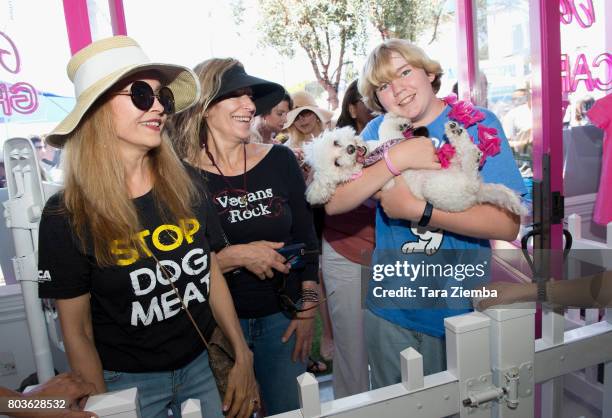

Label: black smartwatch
[418,201,434,227]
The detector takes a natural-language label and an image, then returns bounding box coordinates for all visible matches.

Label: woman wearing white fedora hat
[282,91,334,151]
[169,58,320,415]
[38,36,258,418]
[282,91,336,371]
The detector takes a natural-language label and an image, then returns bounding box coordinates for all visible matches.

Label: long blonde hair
[168,58,241,165]
[62,100,197,266]
[283,113,324,149]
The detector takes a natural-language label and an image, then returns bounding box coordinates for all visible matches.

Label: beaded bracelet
[300,289,320,303]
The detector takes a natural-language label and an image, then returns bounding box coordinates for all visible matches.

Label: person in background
[326,38,525,389]
[586,93,612,227]
[282,91,335,367]
[169,58,319,415]
[252,92,293,144]
[29,135,62,182]
[0,372,97,417]
[502,88,532,156]
[573,96,595,126]
[451,81,458,98]
[282,91,333,151]
[321,79,374,397]
[30,135,47,161]
[37,36,257,418]
[473,70,489,109]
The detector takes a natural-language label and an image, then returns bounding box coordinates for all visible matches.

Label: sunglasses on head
[114,80,175,115]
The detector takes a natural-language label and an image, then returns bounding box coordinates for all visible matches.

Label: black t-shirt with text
[38,170,225,372]
[203,145,318,318]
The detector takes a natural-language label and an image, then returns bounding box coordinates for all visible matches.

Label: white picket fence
[83,299,611,418]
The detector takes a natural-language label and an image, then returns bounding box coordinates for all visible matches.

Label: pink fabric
[447,99,485,128]
[587,93,612,225]
[477,124,501,167]
[436,143,455,168]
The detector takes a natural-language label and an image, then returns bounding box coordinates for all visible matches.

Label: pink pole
[62,0,92,55]
[108,0,128,35]
[529,0,564,250]
[455,0,477,102]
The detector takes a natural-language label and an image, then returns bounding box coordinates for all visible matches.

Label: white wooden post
[181,399,202,418]
[583,308,600,384]
[84,387,141,418]
[445,311,493,418]
[540,304,565,418]
[401,347,424,391]
[485,304,536,418]
[297,372,321,418]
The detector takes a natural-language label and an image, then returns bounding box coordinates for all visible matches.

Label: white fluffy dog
[304,119,526,216]
[376,111,416,143]
[303,126,368,205]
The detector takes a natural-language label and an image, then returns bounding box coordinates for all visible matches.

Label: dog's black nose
[346,144,356,154]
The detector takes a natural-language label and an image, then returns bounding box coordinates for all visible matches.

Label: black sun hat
[211,64,285,116]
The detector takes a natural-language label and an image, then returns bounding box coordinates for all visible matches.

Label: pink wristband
[383,148,401,176]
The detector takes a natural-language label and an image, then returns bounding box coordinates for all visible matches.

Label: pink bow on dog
[477,124,501,167]
[436,143,456,169]
[448,100,485,128]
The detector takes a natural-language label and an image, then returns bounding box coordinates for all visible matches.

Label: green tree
[255,0,367,110]
[368,0,448,44]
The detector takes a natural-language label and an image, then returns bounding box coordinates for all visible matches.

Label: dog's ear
[413,126,429,137]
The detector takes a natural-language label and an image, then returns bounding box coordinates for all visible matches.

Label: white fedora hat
[283,91,333,130]
[46,36,200,148]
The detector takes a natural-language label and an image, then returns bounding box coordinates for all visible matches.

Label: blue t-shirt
[361,104,527,338]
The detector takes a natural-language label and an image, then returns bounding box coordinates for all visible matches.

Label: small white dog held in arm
[303,118,526,217]
[303,126,368,205]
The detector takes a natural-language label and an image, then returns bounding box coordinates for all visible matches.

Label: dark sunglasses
[114,80,175,114]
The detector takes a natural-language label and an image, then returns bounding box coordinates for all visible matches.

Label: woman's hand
[378,176,426,221]
[241,241,290,279]
[223,350,260,418]
[14,372,98,417]
[389,137,441,171]
[282,301,316,363]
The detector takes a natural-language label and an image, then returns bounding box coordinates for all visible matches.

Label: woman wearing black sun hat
[169,59,320,415]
